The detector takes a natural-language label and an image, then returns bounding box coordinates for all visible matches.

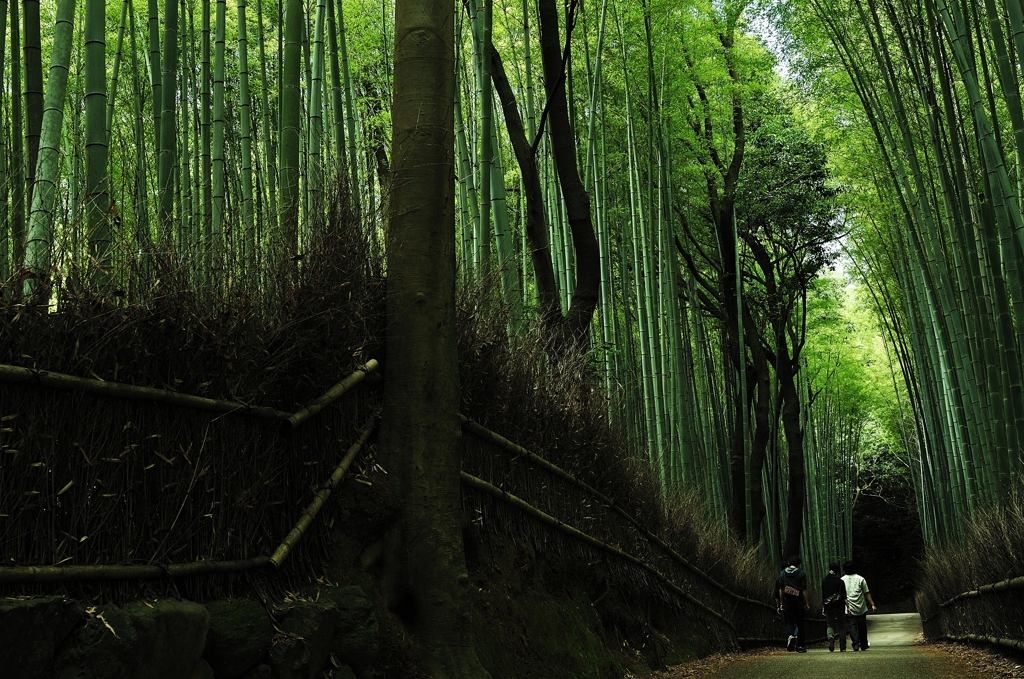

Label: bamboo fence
[459,417,825,646]
[922,576,1024,648]
[0,361,378,597]
[1,361,816,646]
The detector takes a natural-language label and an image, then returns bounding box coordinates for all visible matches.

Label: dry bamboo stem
[270,417,377,568]
[736,637,783,645]
[0,556,272,583]
[943,633,1024,651]
[460,416,771,611]
[286,359,380,428]
[460,471,737,631]
[0,364,291,420]
[737,634,829,645]
[940,575,1024,607]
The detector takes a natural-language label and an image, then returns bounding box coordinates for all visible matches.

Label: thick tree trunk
[778,341,806,559]
[729,383,746,541]
[747,236,805,556]
[379,2,490,677]
[715,200,746,541]
[745,235,806,557]
[489,45,560,326]
[536,0,600,346]
[749,342,771,545]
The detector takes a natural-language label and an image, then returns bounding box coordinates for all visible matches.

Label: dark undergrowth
[455,287,775,606]
[917,486,1024,615]
[917,484,1024,660]
[1,184,778,676]
[0,186,385,602]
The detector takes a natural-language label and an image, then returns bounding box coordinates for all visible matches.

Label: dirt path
[695,614,989,679]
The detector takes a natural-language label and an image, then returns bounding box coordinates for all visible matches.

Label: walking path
[703,614,981,678]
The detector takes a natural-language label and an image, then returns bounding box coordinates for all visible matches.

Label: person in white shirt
[841,560,878,651]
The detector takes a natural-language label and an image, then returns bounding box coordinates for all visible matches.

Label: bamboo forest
[3,0,1024,677]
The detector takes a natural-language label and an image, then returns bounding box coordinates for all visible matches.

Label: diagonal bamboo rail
[0,363,292,419]
[285,359,379,428]
[0,361,379,424]
[0,557,273,583]
[271,417,377,566]
[939,575,1024,607]
[0,362,797,632]
[460,415,775,612]
[922,574,1024,625]
[460,471,737,631]
[941,633,1024,652]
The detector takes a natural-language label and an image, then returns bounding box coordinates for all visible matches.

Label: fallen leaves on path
[642,638,1024,678]
[926,640,1024,678]
[640,647,784,678]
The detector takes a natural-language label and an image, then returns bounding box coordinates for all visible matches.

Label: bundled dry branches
[0,187,384,602]
[455,287,782,643]
[918,484,1024,644]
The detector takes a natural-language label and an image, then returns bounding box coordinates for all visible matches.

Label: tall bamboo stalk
[257,0,276,235]
[84,0,110,284]
[279,0,303,264]
[23,0,43,211]
[106,0,130,143]
[237,0,256,264]
[336,0,359,211]
[9,0,25,275]
[210,0,227,270]
[157,0,179,245]
[0,0,7,282]
[308,0,326,215]
[23,0,77,298]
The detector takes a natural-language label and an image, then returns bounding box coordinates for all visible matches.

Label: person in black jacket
[821,561,848,652]
[777,555,810,652]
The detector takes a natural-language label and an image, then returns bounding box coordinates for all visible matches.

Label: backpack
[780,569,804,599]
[822,577,846,610]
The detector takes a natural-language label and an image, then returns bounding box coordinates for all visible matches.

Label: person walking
[821,561,848,652]
[777,555,810,653]
[842,560,877,651]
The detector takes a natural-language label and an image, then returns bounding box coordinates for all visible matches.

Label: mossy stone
[475,595,624,679]
[267,601,337,679]
[202,599,274,679]
[123,600,210,679]
[325,586,379,677]
[54,604,140,679]
[240,664,272,679]
[0,596,84,679]
[190,658,215,679]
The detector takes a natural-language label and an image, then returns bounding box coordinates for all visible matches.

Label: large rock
[54,604,140,679]
[0,596,84,679]
[240,665,272,679]
[190,659,215,679]
[326,587,379,678]
[267,601,337,679]
[124,600,210,679]
[203,599,274,678]
[54,600,209,679]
